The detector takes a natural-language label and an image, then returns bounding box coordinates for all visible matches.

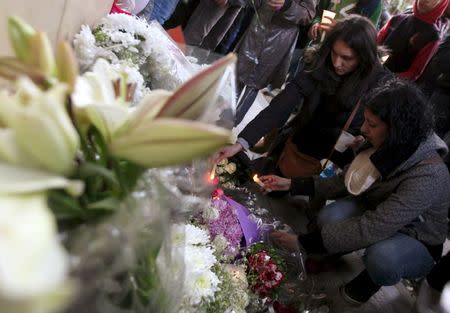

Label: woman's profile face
[331,40,360,76]
[361,109,388,149]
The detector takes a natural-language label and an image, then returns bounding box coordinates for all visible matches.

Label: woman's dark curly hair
[363,79,434,175]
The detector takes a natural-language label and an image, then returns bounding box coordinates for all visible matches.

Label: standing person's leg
[201,7,241,51]
[341,233,436,305]
[234,86,259,125]
[183,0,227,46]
[150,0,180,24]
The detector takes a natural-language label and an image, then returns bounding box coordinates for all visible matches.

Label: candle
[210,163,217,181]
[253,174,271,192]
[320,9,336,42]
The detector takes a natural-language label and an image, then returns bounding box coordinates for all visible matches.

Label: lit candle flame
[253,174,271,192]
[253,174,265,188]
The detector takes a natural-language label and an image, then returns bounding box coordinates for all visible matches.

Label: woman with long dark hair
[215,15,390,178]
[262,79,450,305]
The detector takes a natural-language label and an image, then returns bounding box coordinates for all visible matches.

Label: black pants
[427,250,450,292]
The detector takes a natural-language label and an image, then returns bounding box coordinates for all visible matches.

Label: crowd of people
[126,0,449,311]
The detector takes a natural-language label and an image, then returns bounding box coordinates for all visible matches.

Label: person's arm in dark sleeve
[238,69,315,146]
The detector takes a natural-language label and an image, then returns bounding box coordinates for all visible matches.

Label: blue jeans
[140,0,180,25]
[317,199,435,286]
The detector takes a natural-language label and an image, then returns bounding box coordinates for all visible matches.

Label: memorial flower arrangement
[247,243,287,302]
[199,195,244,259]
[213,157,251,189]
[73,13,196,92]
[0,15,235,313]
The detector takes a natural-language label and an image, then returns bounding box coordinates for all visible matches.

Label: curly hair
[363,78,434,175]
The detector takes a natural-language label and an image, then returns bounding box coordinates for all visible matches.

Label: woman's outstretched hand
[212,143,243,164]
[259,175,291,191]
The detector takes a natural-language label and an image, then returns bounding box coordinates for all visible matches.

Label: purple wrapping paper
[222,195,261,246]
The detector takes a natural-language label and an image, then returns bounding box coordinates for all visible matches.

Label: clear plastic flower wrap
[61,175,173,313]
[73,17,237,128]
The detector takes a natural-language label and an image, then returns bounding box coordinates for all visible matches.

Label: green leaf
[86,197,121,212]
[48,190,85,220]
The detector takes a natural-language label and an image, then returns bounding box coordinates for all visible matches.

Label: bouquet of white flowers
[73,14,196,91]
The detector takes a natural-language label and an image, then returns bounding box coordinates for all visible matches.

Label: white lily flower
[71,54,237,168]
[0,194,70,299]
[0,78,80,175]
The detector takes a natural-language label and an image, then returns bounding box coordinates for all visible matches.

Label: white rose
[218,158,228,166]
[224,162,237,174]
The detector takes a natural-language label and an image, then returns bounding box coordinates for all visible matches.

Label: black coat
[419,30,450,138]
[239,60,390,168]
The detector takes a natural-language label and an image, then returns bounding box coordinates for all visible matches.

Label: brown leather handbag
[276,100,362,178]
[277,137,323,178]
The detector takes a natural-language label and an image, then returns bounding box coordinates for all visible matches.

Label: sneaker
[340,284,366,307]
[339,270,381,306]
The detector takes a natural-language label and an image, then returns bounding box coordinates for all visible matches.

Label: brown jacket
[237,0,315,89]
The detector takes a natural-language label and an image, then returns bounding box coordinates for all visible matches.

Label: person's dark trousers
[164,0,200,29]
[139,0,180,25]
[216,8,254,55]
[235,86,259,125]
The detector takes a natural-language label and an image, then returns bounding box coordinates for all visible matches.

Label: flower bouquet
[214,157,251,189]
[246,243,287,302]
[0,15,236,313]
[73,13,196,91]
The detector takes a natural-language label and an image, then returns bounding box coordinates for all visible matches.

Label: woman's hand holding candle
[259,175,291,191]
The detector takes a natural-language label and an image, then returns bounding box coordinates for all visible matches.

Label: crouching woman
[262,79,450,305]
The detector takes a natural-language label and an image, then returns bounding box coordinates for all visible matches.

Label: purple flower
[208,198,243,256]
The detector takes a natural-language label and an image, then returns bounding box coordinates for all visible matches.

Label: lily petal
[156,53,236,120]
[0,163,84,196]
[110,118,232,167]
[80,104,129,142]
[126,89,173,132]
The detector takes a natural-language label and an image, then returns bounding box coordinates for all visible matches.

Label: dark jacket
[238,58,390,168]
[377,0,449,81]
[419,30,450,138]
[236,0,316,89]
[312,134,450,254]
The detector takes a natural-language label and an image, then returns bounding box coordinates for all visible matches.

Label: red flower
[211,188,224,198]
[273,301,298,313]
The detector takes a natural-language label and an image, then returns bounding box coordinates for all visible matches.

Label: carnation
[212,234,229,257]
[184,270,220,306]
[202,204,220,221]
[184,245,217,273]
